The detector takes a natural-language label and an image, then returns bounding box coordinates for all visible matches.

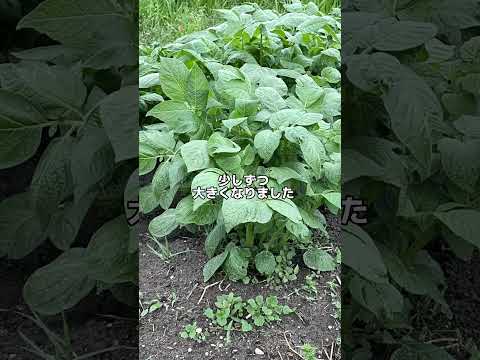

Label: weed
[179,322,208,342]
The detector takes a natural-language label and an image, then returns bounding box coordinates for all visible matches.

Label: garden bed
[139,213,341,360]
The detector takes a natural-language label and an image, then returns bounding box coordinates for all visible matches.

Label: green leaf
[158,57,189,101]
[0,129,42,170]
[438,139,480,193]
[321,67,341,83]
[224,246,249,281]
[205,222,226,258]
[266,167,305,184]
[191,168,224,210]
[17,0,136,68]
[222,198,273,232]
[203,250,229,282]
[149,209,178,238]
[147,100,197,134]
[265,199,302,223]
[349,276,404,320]
[0,89,48,130]
[254,129,282,162]
[30,137,74,218]
[186,63,209,110]
[435,209,480,248]
[303,248,336,271]
[86,216,136,284]
[181,140,210,172]
[255,250,276,275]
[343,223,388,284]
[100,85,138,162]
[47,191,97,251]
[16,62,87,111]
[300,134,326,178]
[208,132,241,155]
[0,193,47,259]
[139,185,160,214]
[23,248,95,315]
[255,87,287,112]
[71,126,115,201]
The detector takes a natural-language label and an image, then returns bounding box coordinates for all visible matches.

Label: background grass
[139,0,339,46]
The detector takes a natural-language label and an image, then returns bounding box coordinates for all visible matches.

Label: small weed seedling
[179,322,208,342]
[300,343,318,360]
[139,298,162,318]
[204,293,294,342]
[267,249,299,287]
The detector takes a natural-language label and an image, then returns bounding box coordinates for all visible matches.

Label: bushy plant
[139,0,341,281]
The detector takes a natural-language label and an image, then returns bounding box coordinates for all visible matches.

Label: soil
[0,243,138,360]
[413,245,480,359]
[139,213,341,360]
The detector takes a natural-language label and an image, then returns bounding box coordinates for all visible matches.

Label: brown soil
[139,214,341,360]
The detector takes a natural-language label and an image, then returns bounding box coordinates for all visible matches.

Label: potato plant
[139,1,341,281]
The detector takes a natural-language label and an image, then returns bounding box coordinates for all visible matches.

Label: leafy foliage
[203,292,294,341]
[343,0,480,358]
[0,0,138,315]
[140,0,341,282]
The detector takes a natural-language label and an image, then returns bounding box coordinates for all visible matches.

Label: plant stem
[245,223,254,248]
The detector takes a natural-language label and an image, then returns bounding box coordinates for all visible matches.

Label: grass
[139,0,339,45]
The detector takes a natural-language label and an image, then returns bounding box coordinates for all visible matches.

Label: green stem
[245,223,254,248]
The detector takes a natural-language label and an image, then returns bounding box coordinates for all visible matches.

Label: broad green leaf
[224,246,249,281]
[300,134,326,178]
[149,209,178,238]
[0,193,47,259]
[343,223,388,284]
[71,126,115,201]
[299,208,326,229]
[0,89,48,130]
[303,248,336,271]
[139,185,160,214]
[158,57,189,101]
[254,129,282,162]
[203,250,229,282]
[269,109,303,129]
[191,168,224,210]
[208,132,241,155]
[0,129,42,170]
[147,100,197,134]
[181,140,210,172]
[265,199,302,223]
[17,0,136,68]
[349,276,404,319]
[321,67,341,83]
[86,216,137,284]
[223,117,248,131]
[47,191,97,251]
[31,137,74,218]
[255,250,276,275]
[23,248,95,315]
[176,196,218,225]
[186,63,209,110]
[266,166,305,184]
[255,87,287,112]
[438,139,480,193]
[435,209,480,248]
[100,85,138,162]
[222,198,273,232]
[16,62,87,111]
[205,222,226,258]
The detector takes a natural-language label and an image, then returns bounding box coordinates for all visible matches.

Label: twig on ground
[283,331,304,359]
[278,349,284,360]
[186,283,198,300]
[197,281,221,305]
